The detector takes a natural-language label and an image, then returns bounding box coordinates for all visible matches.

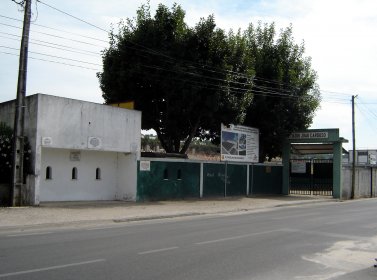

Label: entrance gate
[282,129,348,199]
[289,159,333,196]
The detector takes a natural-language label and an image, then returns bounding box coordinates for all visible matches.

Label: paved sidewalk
[0,195,335,229]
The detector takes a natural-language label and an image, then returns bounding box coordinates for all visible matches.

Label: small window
[177,169,182,180]
[72,167,78,180]
[46,166,52,180]
[96,168,101,180]
[163,168,169,180]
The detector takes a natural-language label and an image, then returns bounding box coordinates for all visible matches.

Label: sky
[1,0,377,151]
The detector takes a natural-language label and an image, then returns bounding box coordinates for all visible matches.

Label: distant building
[346,149,377,165]
[0,94,141,205]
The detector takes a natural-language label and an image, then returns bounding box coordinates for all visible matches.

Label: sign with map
[221,124,259,163]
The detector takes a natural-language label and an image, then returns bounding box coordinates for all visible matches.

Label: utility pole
[11,0,32,206]
[351,95,357,199]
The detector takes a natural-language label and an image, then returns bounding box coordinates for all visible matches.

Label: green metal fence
[250,165,283,194]
[203,163,247,197]
[137,161,200,201]
[137,159,283,201]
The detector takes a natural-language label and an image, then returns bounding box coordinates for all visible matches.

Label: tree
[0,122,31,184]
[141,134,161,151]
[243,23,320,161]
[98,3,252,154]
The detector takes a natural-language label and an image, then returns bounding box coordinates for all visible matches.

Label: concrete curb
[0,197,338,232]
[113,212,205,223]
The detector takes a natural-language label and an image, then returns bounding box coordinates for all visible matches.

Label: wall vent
[88,137,102,149]
[42,137,52,146]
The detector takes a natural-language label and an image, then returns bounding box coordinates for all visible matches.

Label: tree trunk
[155,129,170,153]
[180,117,201,154]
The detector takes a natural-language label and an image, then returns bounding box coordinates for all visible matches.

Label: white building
[0,94,141,205]
[347,150,377,165]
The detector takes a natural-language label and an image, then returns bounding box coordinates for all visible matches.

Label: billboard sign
[221,124,259,163]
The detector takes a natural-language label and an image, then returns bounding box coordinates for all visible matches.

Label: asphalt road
[0,199,376,280]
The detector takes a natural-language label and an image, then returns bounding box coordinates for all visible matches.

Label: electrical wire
[0,51,100,70]
[18,0,377,104]
[36,0,109,33]
[0,34,100,57]
[0,45,101,66]
[355,104,377,138]
[5,1,363,103]
[0,22,106,48]
[0,14,108,43]
[0,31,101,55]
[28,0,359,102]
[357,98,377,120]
[35,0,266,81]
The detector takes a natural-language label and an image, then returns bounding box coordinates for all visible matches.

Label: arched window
[96,168,101,180]
[163,168,169,180]
[72,167,78,180]
[46,166,52,180]
[177,169,182,180]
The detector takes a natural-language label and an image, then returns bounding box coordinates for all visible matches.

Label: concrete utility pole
[11,0,32,206]
[351,95,357,199]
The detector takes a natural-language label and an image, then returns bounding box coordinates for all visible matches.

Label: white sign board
[291,160,307,173]
[289,131,328,140]
[70,151,81,161]
[140,161,151,171]
[221,124,259,163]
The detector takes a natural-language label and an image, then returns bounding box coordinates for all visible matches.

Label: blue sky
[1,0,377,150]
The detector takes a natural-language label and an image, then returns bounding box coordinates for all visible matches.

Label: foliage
[0,122,31,184]
[141,134,161,151]
[98,2,253,154]
[98,3,320,159]
[243,23,320,161]
[189,139,219,155]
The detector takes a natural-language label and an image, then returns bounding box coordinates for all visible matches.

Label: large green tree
[98,3,252,154]
[243,23,320,161]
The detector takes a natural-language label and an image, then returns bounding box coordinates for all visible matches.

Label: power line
[105,62,314,101]
[0,45,101,66]
[0,22,106,47]
[7,1,365,102]
[356,99,377,121]
[0,14,108,43]
[36,0,109,33]
[34,0,262,81]
[1,47,349,104]
[0,34,100,57]
[13,0,367,101]
[0,51,100,70]
[355,104,377,137]
[320,89,355,96]
[0,31,101,55]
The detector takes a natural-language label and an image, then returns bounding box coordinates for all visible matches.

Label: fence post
[246,164,250,196]
[200,162,203,198]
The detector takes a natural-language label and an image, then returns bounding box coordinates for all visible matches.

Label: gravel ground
[0,195,334,228]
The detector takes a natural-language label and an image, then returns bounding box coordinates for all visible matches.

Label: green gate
[289,159,333,196]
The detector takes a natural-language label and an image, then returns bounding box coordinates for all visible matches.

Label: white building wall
[40,148,118,201]
[116,153,138,201]
[36,94,141,153]
[36,94,141,203]
[1,94,142,204]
